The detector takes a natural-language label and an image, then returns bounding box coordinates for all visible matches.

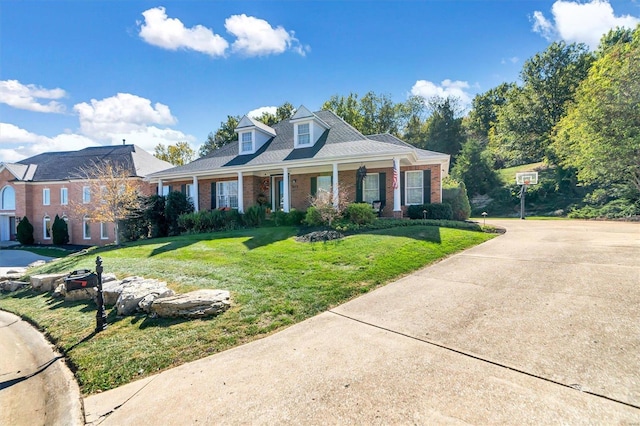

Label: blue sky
[1,0,638,162]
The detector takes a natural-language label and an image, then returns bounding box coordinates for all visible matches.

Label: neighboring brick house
[0,145,172,246]
[148,106,450,217]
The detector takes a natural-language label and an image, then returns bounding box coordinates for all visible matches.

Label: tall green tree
[490,42,594,166]
[464,83,514,141]
[421,97,466,160]
[199,115,240,157]
[154,142,196,166]
[451,139,501,196]
[553,25,640,197]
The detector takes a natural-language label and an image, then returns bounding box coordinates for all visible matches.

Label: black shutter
[400,171,405,206]
[378,172,386,207]
[355,171,363,203]
[181,184,186,194]
[423,170,432,204]
[311,177,317,196]
[211,182,217,209]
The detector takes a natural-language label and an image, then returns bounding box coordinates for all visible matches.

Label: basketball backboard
[516,171,538,185]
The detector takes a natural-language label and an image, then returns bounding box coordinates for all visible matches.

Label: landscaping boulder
[0,269,25,280]
[31,273,67,292]
[115,278,174,316]
[150,290,231,319]
[52,283,65,298]
[66,287,97,302]
[102,280,126,306]
[0,280,28,292]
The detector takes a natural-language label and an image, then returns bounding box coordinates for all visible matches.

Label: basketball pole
[519,183,528,219]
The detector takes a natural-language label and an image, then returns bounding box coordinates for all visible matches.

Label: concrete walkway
[0,310,84,426]
[84,220,640,424]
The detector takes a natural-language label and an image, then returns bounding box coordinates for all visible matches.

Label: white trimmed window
[405,171,424,205]
[162,185,170,196]
[83,216,91,240]
[100,223,108,240]
[43,216,51,239]
[186,184,194,200]
[297,123,310,146]
[60,188,68,205]
[217,181,238,209]
[1,186,15,210]
[43,188,50,206]
[317,176,332,193]
[83,186,91,203]
[363,174,379,204]
[241,132,253,153]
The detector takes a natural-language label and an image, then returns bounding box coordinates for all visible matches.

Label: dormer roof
[235,115,277,137]
[290,105,330,129]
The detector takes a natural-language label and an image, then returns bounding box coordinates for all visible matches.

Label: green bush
[165,191,194,236]
[345,203,376,225]
[568,198,640,219]
[406,203,453,220]
[244,205,266,227]
[177,209,243,234]
[443,178,471,221]
[285,209,306,226]
[51,214,69,245]
[303,206,324,227]
[145,195,168,238]
[16,216,34,245]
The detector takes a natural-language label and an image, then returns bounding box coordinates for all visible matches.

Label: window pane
[405,171,423,205]
[317,176,331,192]
[298,123,310,145]
[363,174,379,203]
[83,219,91,239]
[61,188,68,205]
[241,132,252,152]
[43,217,51,239]
[216,181,238,208]
[43,189,50,205]
[83,187,91,203]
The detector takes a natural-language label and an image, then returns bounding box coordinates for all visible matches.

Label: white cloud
[410,79,473,109]
[0,79,66,113]
[225,14,309,57]
[248,106,277,118]
[532,0,640,50]
[74,93,177,139]
[104,126,196,153]
[138,6,229,57]
[0,122,99,162]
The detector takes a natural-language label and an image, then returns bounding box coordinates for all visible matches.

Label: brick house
[148,106,450,217]
[0,145,172,246]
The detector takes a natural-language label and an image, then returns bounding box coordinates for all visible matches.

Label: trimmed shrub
[303,206,324,227]
[145,195,168,238]
[165,191,194,236]
[407,203,453,220]
[443,179,471,221]
[285,209,306,226]
[51,214,69,245]
[16,216,34,245]
[345,203,376,225]
[244,205,266,227]
[177,209,243,234]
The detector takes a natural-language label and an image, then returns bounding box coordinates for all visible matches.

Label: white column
[237,171,244,213]
[192,176,199,212]
[332,162,339,208]
[158,179,163,196]
[283,167,290,212]
[393,158,401,212]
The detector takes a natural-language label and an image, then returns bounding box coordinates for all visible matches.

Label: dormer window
[235,115,276,155]
[291,105,330,149]
[297,123,311,145]
[241,132,253,153]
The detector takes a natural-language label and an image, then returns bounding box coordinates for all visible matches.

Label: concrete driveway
[0,247,55,276]
[85,220,640,424]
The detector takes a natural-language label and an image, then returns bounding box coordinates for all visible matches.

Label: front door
[272,176,284,211]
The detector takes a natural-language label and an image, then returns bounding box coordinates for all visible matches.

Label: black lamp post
[95,256,107,332]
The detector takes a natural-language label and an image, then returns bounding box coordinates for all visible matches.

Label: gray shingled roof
[14,145,172,182]
[151,110,448,179]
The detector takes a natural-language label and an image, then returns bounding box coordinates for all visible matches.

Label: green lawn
[0,225,494,395]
